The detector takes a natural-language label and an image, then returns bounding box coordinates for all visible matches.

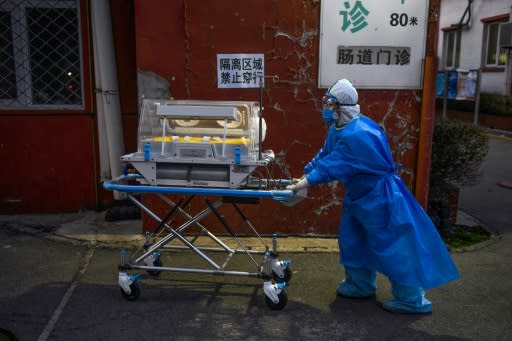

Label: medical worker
[287,78,459,314]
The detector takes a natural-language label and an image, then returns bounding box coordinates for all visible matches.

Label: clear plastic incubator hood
[122,99,272,188]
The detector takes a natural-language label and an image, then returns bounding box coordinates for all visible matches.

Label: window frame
[0,0,91,112]
[481,14,509,71]
[442,26,461,69]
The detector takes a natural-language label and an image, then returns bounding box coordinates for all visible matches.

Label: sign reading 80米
[319,0,429,89]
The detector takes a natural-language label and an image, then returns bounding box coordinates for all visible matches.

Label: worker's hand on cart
[286,176,309,193]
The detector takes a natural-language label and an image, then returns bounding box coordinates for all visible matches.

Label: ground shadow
[1,280,467,341]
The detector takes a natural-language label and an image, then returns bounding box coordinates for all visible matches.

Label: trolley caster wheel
[273,266,292,283]
[120,282,140,301]
[265,290,288,310]
[147,258,163,277]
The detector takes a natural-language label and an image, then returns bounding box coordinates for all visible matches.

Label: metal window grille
[0,0,82,108]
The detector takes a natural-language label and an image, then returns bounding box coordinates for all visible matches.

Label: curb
[486,128,512,139]
[1,220,340,252]
[497,180,512,189]
[5,221,498,254]
[2,210,498,253]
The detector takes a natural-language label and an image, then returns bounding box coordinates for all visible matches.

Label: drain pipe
[415,55,437,209]
[91,0,125,199]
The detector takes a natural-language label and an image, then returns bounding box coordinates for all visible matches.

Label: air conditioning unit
[499,22,512,49]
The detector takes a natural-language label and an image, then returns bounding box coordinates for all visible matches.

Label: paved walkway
[1,211,511,340]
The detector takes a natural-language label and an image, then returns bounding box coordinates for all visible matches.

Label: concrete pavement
[0,209,511,340]
[458,133,512,235]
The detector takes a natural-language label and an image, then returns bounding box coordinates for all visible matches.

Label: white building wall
[437,0,512,95]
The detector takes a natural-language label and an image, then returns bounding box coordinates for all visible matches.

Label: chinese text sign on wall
[319,0,429,89]
[217,54,264,88]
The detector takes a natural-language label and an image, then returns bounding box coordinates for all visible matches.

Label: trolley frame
[104,174,297,310]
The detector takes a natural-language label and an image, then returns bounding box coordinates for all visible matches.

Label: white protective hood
[327,78,360,126]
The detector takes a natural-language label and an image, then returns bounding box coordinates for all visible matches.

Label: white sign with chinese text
[217,54,264,88]
[319,0,429,89]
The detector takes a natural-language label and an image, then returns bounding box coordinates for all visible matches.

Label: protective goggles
[322,94,340,106]
[322,93,358,106]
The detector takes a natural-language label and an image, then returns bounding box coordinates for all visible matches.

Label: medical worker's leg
[383,282,432,314]
[337,266,376,298]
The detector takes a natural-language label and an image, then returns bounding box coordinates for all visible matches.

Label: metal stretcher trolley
[103,99,305,310]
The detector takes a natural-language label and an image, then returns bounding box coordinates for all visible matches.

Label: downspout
[414,0,440,209]
[91,0,125,199]
[415,55,437,209]
[507,6,512,95]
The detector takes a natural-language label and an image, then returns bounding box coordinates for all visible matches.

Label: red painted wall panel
[111,0,138,115]
[134,0,187,98]
[0,116,97,213]
[0,0,101,213]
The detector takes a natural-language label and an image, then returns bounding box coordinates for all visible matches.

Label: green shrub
[443,225,491,249]
[428,120,489,231]
[429,120,489,188]
[480,93,512,116]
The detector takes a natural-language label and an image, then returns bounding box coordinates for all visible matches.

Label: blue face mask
[322,108,335,125]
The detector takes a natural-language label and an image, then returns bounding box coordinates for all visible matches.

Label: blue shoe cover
[382,299,432,314]
[383,284,432,314]
[336,266,376,298]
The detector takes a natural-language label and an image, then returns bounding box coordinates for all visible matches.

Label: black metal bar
[205,199,237,238]
[231,202,248,221]
[259,77,263,160]
[149,197,184,235]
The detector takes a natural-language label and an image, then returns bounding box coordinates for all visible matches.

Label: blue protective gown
[304,115,459,289]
